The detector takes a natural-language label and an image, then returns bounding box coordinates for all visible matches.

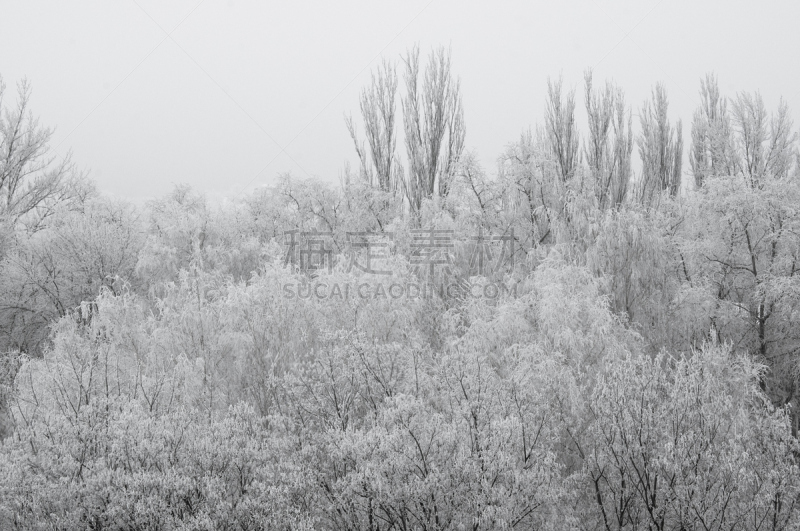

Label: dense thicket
[1,60,799,529]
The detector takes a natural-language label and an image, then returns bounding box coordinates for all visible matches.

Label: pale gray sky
[2,0,798,202]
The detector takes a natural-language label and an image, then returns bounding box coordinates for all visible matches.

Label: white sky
[2,0,798,203]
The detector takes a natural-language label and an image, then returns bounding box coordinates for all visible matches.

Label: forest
[1,46,800,529]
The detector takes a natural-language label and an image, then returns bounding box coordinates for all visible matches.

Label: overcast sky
[2,0,798,203]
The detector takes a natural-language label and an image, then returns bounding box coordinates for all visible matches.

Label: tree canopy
[1,65,799,529]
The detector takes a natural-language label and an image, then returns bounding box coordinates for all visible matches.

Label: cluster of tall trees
[346,46,465,220]
[1,55,799,529]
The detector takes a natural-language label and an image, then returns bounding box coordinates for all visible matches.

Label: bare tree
[731,91,796,186]
[544,77,580,184]
[583,70,633,209]
[636,83,683,204]
[401,45,466,218]
[0,77,87,228]
[689,74,734,188]
[345,60,403,193]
